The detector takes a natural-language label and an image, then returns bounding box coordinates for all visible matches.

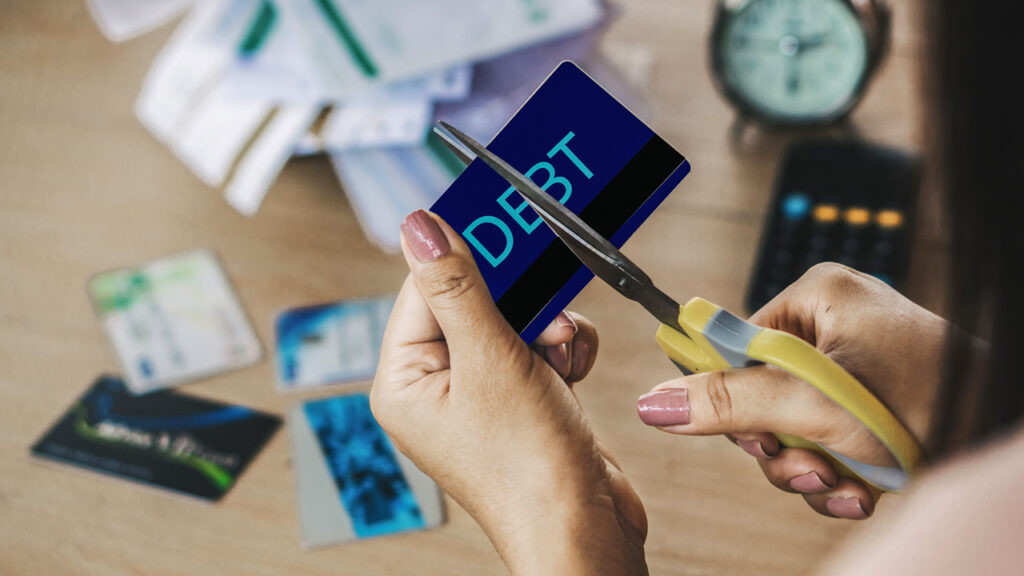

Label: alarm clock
[710,0,890,128]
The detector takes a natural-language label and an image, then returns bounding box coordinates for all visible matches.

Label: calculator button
[876,210,904,229]
[777,224,799,248]
[781,192,812,220]
[813,204,840,223]
[843,207,871,226]
[810,232,830,252]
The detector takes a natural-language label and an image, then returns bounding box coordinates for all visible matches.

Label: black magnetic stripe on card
[496,134,684,333]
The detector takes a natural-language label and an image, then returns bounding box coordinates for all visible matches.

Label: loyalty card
[431,62,690,343]
[31,375,281,502]
[290,395,444,547]
[274,295,396,391]
[88,249,263,395]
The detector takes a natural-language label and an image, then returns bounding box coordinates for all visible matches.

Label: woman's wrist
[482,490,648,576]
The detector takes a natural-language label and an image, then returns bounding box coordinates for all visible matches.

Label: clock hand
[793,32,833,52]
[783,30,832,95]
[785,52,800,95]
[733,36,782,52]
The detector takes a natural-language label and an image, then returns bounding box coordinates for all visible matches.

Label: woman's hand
[371,210,647,575]
[637,263,948,519]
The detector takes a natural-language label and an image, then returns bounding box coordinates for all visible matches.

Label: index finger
[748,274,820,342]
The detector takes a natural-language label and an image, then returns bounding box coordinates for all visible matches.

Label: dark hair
[927,0,1024,454]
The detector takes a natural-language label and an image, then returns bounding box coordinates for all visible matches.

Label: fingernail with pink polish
[401,210,450,262]
[789,471,832,493]
[827,497,868,519]
[556,311,578,334]
[737,438,775,459]
[637,389,690,426]
[545,342,571,377]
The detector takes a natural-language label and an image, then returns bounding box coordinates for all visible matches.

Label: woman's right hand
[637,263,949,519]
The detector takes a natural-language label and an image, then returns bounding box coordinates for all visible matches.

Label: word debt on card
[431,62,690,343]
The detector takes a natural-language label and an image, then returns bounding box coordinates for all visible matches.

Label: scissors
[433,121,921,492]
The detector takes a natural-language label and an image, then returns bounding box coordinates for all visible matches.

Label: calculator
[746,140,920,313]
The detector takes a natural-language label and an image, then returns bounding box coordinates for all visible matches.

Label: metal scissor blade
[435,121,683,331]
[432,124,475,167]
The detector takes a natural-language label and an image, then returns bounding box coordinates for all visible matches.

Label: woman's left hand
[371,210,647,576]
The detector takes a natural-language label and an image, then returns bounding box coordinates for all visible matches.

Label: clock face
[716,0,869,123]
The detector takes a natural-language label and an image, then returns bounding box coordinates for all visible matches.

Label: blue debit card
[431,61,690,343]
[302,395,425,539]
[274,296,395,390]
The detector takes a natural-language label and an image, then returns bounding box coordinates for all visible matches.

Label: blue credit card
[431,61,690,343]
[274,296,395,390]
[301,395,427,539]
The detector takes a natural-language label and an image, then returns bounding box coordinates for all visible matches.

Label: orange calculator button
[844,207,871,226]
[876,210,904,228]
[813,204,840,222]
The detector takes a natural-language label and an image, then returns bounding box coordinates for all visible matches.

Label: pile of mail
[85,0,653,251]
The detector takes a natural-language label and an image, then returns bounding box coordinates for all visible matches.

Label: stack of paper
[86,0,653,251]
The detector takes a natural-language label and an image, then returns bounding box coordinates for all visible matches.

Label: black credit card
[31,375,281,502]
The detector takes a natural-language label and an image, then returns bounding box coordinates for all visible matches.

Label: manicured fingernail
[737,438,775,459]
[570,340,590,378]
[637,389,690,426]
[789,471,832,493]
[556,311,578,334]
[401,210,450,262]
[545,342,571,377]
[827,497,868,519]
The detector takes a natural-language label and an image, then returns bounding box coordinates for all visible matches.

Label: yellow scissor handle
[655,297,922,492]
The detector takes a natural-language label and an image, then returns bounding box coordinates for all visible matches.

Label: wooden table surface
[0,1,940,574]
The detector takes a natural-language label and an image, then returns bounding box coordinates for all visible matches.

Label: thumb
[399,210,520,358]
[636,364,843,441]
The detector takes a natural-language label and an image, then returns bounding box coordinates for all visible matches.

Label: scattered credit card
[431,61,690,343]
[290,394,444,548]
[274,295,395,391]
[88,249,263,395]
[31,375,281,502]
